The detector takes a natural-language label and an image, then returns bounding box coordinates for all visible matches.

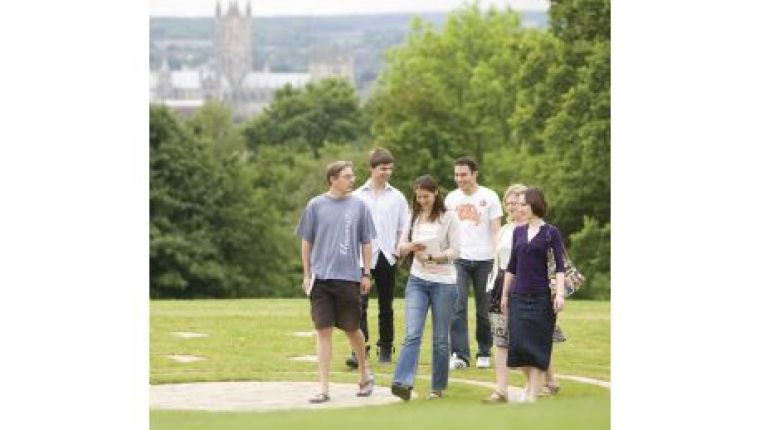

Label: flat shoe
[481,390,508,404]
[539,384,560,397]
[308,392,330,404]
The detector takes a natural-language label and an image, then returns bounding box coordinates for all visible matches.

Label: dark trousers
[359,252,396,349]
[450,259,494,363]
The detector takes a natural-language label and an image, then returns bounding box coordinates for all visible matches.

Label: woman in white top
[390,175,460,401]
[483,184,527,403]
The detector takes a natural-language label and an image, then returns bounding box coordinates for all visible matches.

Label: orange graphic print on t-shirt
[456,203,481,225]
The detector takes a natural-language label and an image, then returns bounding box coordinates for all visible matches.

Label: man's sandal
[356,373,375,397]
[482,390,508,404]
[308,392,330,404]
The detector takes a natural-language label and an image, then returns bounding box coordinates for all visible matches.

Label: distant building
[149,1,354,121]
[310,44,355,83]
[214,0,252,95]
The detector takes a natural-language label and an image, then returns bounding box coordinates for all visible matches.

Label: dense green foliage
[243,78,367,157]
[150,104,289,298]
[369,0,610,297]
[149,1,610,299]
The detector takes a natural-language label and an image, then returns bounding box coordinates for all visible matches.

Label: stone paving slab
[164,354,206,363]
[171,331,209,339]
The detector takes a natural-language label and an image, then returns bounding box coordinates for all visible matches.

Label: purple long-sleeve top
[506,224,565,294]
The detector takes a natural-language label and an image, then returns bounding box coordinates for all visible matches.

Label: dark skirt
[507,290,556,370]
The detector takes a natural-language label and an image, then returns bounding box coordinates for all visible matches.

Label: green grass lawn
[150,298,609,429]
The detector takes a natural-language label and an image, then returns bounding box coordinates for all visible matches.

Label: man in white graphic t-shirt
[444,156,502,370]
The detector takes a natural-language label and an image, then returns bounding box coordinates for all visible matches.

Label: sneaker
[427,390,443,400]
[391,382,412,401]
[449,353,468,370]
[475,355,491,368]
[378,345,393,364]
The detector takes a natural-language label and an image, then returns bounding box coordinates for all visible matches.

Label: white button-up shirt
[354,180,409,268]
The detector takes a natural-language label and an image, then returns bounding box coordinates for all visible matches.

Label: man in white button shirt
[348,148,409,366]
[445,156,503,370]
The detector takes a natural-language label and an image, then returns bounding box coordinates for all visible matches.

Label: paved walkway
[150,370,610,412]
[151,381,411,412]
[153,329,609,411]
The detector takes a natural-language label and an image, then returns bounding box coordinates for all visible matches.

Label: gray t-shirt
[296,193,376,283]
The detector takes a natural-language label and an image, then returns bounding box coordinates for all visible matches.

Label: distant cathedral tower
[215,1,252,95]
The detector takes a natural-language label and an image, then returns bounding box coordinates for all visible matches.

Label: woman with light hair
[482,183,527,403]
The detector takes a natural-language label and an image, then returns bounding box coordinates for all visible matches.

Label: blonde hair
[504,183,528,223]
[504,183,528,199]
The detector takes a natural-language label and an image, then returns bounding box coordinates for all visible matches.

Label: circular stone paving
[150,381,409,411]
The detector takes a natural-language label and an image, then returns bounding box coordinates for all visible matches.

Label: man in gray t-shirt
[296,161,377,403]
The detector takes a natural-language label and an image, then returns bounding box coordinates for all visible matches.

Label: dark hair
[325,160,353,185]
[410,175,446,226]
[368,148,394,168]
[454,156,478,173]
[523,187,548,218]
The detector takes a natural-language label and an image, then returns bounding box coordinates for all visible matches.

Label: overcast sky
[150,0,550,17]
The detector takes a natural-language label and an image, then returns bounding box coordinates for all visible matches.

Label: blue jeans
[450,259,494,363]
[393,275,457,391]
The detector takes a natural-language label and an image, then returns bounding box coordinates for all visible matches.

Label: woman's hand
[413,250,427,264]
[410,242,426,252]
[401,242,425,256]
[553,294,565,314]
[553,273,565,313]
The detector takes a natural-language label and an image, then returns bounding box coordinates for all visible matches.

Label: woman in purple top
[499,187,566,402]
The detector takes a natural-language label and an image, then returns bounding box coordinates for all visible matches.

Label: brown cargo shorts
[310,279,362,332]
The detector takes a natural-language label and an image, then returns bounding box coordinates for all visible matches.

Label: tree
[368,1,610,280]
[568,216,610,300]
[369,6,530,193]
[150,105,231,298]
[242,77,367,157]
[186,100,247,161]
[549,0,610,45]
[150,104,286,298]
